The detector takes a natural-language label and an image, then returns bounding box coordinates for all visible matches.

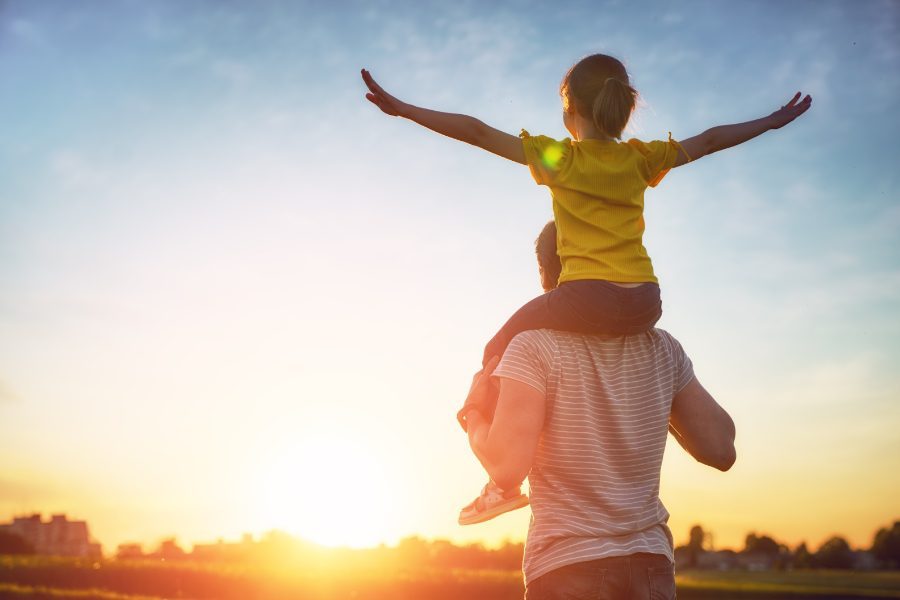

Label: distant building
[0,513,102,558]
[698,549,739,571]
[192,533,255,562]
[116,543,145,560]
[853,550,878,571]
[151,538,186,561]
[674,547,740,571]
[737,551,776,571]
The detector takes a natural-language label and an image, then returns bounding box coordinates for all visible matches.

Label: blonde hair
[560,54,637,139]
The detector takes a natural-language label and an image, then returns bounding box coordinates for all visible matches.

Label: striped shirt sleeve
[660,330,695,393]
[492,330,556,396]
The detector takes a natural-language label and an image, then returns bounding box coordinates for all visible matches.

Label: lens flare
[541,144,564,169]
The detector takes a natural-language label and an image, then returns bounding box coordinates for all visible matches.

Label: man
[464,221,736,600]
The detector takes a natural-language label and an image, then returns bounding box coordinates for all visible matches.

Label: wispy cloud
[370,9,540,119]
[49,151,110,190]
[661,11,684,25]
[871,0,900,62]
[760,354,900,442]
[211,59,253,87]
[7,17,48,48]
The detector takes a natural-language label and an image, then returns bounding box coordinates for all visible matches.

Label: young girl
[362,54,811,525]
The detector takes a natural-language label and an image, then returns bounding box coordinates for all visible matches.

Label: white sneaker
[458,480,529,525]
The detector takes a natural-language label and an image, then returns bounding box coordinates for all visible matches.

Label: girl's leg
[481,280,658,366]
[460,281,662,429]
[482,285,596,367]
[458,291,569,430]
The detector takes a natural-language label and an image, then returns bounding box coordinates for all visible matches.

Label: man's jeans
[525,553,676,600]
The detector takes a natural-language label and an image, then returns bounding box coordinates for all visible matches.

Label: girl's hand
[466,356,500,408]
[360,69,525,164]
[459,356,500,431]
[676,92,813,166]
[768,92,812,129]
[361,69,408,117]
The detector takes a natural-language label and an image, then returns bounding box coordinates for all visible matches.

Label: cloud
[661,12,684,25]
[862,202,900,242]
[167,45,209,68]
[49,151,110,190]
[211,59,253,87]
[758,355,900,453]
[370,9,539,115]
[140,5,182,42]
[871,0,900,63]
[7,17,48,48]
[164,43,252,87]
[715,236,900,328]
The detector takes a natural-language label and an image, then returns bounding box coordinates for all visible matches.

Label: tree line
[1,519,899,571]
[679,521,900,570]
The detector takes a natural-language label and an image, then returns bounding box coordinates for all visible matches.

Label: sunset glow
[255,435,399,548]
[0,0,898,560]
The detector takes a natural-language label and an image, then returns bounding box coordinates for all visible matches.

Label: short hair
[535,220,562,292]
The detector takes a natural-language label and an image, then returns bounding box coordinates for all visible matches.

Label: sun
[254,434,398,548]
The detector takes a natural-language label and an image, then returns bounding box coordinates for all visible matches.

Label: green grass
[0,582,165,600]
[2,556,900,599]
[676,570,900,598]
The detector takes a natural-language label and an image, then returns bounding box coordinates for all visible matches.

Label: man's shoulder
[507,329,558,359]
[648,327,686,355]
[648,326,679,346]
[514,327,685,358]
[509,328,556,346]
[530,326,679,342]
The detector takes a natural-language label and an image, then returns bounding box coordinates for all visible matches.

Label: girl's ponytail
[592,77,637,140]
[561,54,637,140]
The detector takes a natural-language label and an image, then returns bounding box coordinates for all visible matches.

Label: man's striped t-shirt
[493,328,694,585]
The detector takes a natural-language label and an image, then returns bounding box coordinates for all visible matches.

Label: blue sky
[1,0,898,551]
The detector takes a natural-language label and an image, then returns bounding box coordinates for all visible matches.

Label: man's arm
[465,375,545,491]
[669,376,736,471]
[674,92,812,166]
[361,69,526,164]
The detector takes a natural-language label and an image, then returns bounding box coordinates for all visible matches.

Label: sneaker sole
[458,495,529,526]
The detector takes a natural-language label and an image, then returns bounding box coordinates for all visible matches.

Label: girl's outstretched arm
[674,92,812,167]
[362,69,526,165]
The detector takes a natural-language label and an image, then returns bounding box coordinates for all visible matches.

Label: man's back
[493,328,694,586]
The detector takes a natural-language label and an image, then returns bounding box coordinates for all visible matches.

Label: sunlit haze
[1,0,898,554]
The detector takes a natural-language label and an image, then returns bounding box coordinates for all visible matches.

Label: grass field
[676,570,900,599]
[2,556,900,599]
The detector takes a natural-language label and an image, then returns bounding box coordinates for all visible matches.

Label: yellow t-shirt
[521,131,687,284]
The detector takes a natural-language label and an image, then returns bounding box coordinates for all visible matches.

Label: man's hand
[767,92,813,130]
[361,69,408,117]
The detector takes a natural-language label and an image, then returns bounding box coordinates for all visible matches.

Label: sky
[1,0,898,555]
